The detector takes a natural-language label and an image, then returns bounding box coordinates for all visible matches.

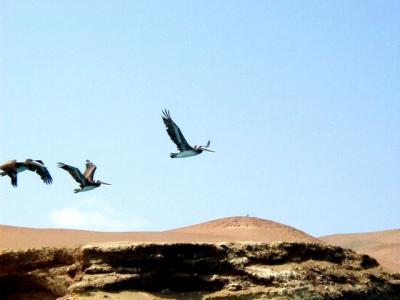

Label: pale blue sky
[1,1,399,236]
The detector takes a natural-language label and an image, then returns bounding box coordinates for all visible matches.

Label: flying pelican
[0,159,53,187]
[58,160,111,193]
[162,109,215,158]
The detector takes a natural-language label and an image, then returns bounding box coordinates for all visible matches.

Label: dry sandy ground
[0,216,318,249]
[321,229,400,273]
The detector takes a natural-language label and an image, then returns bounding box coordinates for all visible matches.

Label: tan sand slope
[321,229,400,273]
[169,216,320,243]
[0,216,319,249]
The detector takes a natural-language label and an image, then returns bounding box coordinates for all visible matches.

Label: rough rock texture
[1,242,399,300]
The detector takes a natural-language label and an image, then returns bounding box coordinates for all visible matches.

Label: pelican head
[195,140,215,152]
[97,180,112,185]
[30,159,46,167]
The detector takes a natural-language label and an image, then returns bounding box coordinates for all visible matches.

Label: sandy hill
[169,216,320,243]
[0,216,318,250]
[321,229,400,273]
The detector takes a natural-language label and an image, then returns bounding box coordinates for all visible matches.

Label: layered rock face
[1,242,399,299]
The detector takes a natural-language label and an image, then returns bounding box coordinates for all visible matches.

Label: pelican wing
[83,160,97,181]
[26,160,53,185]
[162,109,192,151]
[58,162,86,184]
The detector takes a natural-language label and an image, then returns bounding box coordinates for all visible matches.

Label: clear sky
[1,1,399,237]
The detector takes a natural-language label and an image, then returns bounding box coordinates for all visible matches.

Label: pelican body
[162,109,214,158]
[0,159,53,187]
[58,160,111,193]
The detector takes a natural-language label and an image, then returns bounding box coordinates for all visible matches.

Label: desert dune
[0,216,319,250]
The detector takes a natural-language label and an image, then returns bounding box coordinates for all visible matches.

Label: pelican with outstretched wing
[0,159,53,187]
[162,109,214,158]
[58,160,111,193]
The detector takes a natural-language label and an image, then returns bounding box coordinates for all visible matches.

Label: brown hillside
[170,216,319,243]
[0,217,319,249]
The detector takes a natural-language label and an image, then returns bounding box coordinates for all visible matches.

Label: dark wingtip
[162,109,171,119]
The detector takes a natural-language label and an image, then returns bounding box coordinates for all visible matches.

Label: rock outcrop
[1,242,399,299]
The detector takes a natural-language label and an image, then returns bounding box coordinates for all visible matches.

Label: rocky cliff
[1,242,399,300]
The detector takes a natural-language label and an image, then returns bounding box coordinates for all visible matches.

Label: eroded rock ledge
[1,242,399,299]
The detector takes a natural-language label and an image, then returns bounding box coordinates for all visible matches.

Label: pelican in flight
[58,160,111,193]
[0,159,53,187]
[162,109,215,158]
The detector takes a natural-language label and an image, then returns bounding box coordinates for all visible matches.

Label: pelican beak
[202,148,215,152]
[100,181,112,185]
